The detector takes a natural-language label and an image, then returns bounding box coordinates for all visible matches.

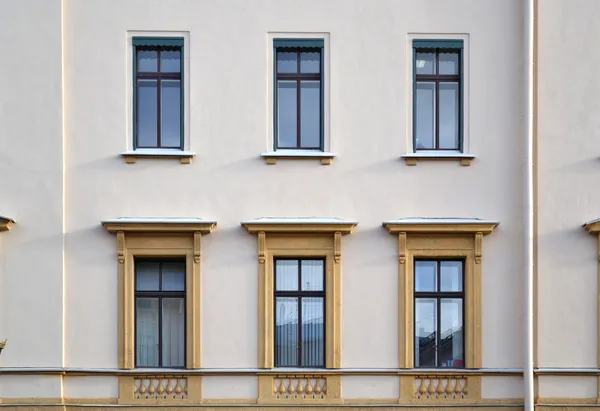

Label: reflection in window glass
[414,260,464,368]
[413,44,461,151]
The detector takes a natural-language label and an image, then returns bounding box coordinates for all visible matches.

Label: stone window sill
[261,150,336,165]
[401,151,476,166]
[121,149,196,164]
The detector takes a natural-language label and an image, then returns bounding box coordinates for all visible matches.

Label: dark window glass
[414,47,461,151]
[274,259,325,367]
[135,44,182,149]
[414,260,464,368]
[135,259,185,368]
[275,47,323,150]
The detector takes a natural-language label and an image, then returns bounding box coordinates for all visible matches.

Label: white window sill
[401,151,476,166]
[121,149,196,164]
[261,150,336,165]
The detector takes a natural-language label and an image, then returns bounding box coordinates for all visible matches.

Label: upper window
[414,259,464,368]
[274,258,325,368]
[274,39,324,150]
[135,259,186,368]
[133,37,184,150]
[413,40,463,151]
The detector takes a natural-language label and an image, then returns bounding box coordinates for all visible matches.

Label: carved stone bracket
[258,231,266,264]
[399,232,407,264]
[117,231,125,264]
[334,231,342,263]
[193,232,202,263]
[475,232,483,264]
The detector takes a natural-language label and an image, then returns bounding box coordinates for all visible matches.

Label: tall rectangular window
[414,260,464,368]
[274,259,325,368]
[135,259,186,368]
[413,40,463,151]
[274,39,324,150]
[133,37,184,150]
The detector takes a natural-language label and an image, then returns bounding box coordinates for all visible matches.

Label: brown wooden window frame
[133,39,184,150]
[274,41,324,151]
[413,41,463,152]
[414,258,465,369]
[134,258,187,369]
[274,257,326,368]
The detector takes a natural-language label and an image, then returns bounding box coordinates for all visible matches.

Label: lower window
[414,260,464,368]
[135,259,186,368]
[274,258,325,368]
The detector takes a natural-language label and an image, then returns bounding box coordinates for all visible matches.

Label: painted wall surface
[1,0,526,401]
[537,0,600,370]
[0,0,65,368]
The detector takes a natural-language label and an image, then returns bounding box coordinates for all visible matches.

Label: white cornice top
[102,217,217,234]
[0,216,15,232]
[383,217,499,234]
[242,217,357,235]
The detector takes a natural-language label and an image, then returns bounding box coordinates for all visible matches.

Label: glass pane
[160,80,181,147]
[301,260,324,291]
[415,82,435,150]
[439,82,459,149]
[277,51,297,73]
[440,261,463,292]
[415,298,437,367]
[162,261,186,291]
[300,81,320,148]
[137,80,158,147]
[276,260,299,291]
[415,51,435,75]
[439,51,459,75]
[440,299,464,368]
[275,297,299,367]
[300,51,320,73]
[415,261,437,292]
[277,80,297,148]
[162,298,185,367]
[136,261,160,291]
[302,297,324,367]
[138,50,158,72]
[161,50,181,73]
[136,298,159,367]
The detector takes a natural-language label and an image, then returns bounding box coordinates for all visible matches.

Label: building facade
[0,0,593,410]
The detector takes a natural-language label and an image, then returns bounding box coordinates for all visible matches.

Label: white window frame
[125,31,191,153]
[405,33,471,156]
[266,32,331,154]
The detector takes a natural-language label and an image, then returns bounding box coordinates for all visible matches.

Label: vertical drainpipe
[524,0,536,410]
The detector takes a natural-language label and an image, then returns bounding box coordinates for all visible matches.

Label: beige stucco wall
[60,0,525,371]
[0,0,65,368]
[537,0,600,372]
[1,0,526,401]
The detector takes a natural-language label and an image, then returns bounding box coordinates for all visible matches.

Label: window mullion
[157,296,163,367]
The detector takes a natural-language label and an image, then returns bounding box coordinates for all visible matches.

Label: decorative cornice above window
[584,218,600,233]
[102,217,216,234]
[0,216,15,232]
[242,217,357,234]
[383,217,498,235]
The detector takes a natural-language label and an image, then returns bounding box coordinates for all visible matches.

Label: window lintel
[383,218,498,235]
[584,218,600,233]
[242,217,357,235]
[0,216,15,232]
[102,217,216,234]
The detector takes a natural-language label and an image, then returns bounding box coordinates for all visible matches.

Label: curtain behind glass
[162,298,185,367]
[302,297,324,367]
[275,297,298,366]
[136,298,159,367]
